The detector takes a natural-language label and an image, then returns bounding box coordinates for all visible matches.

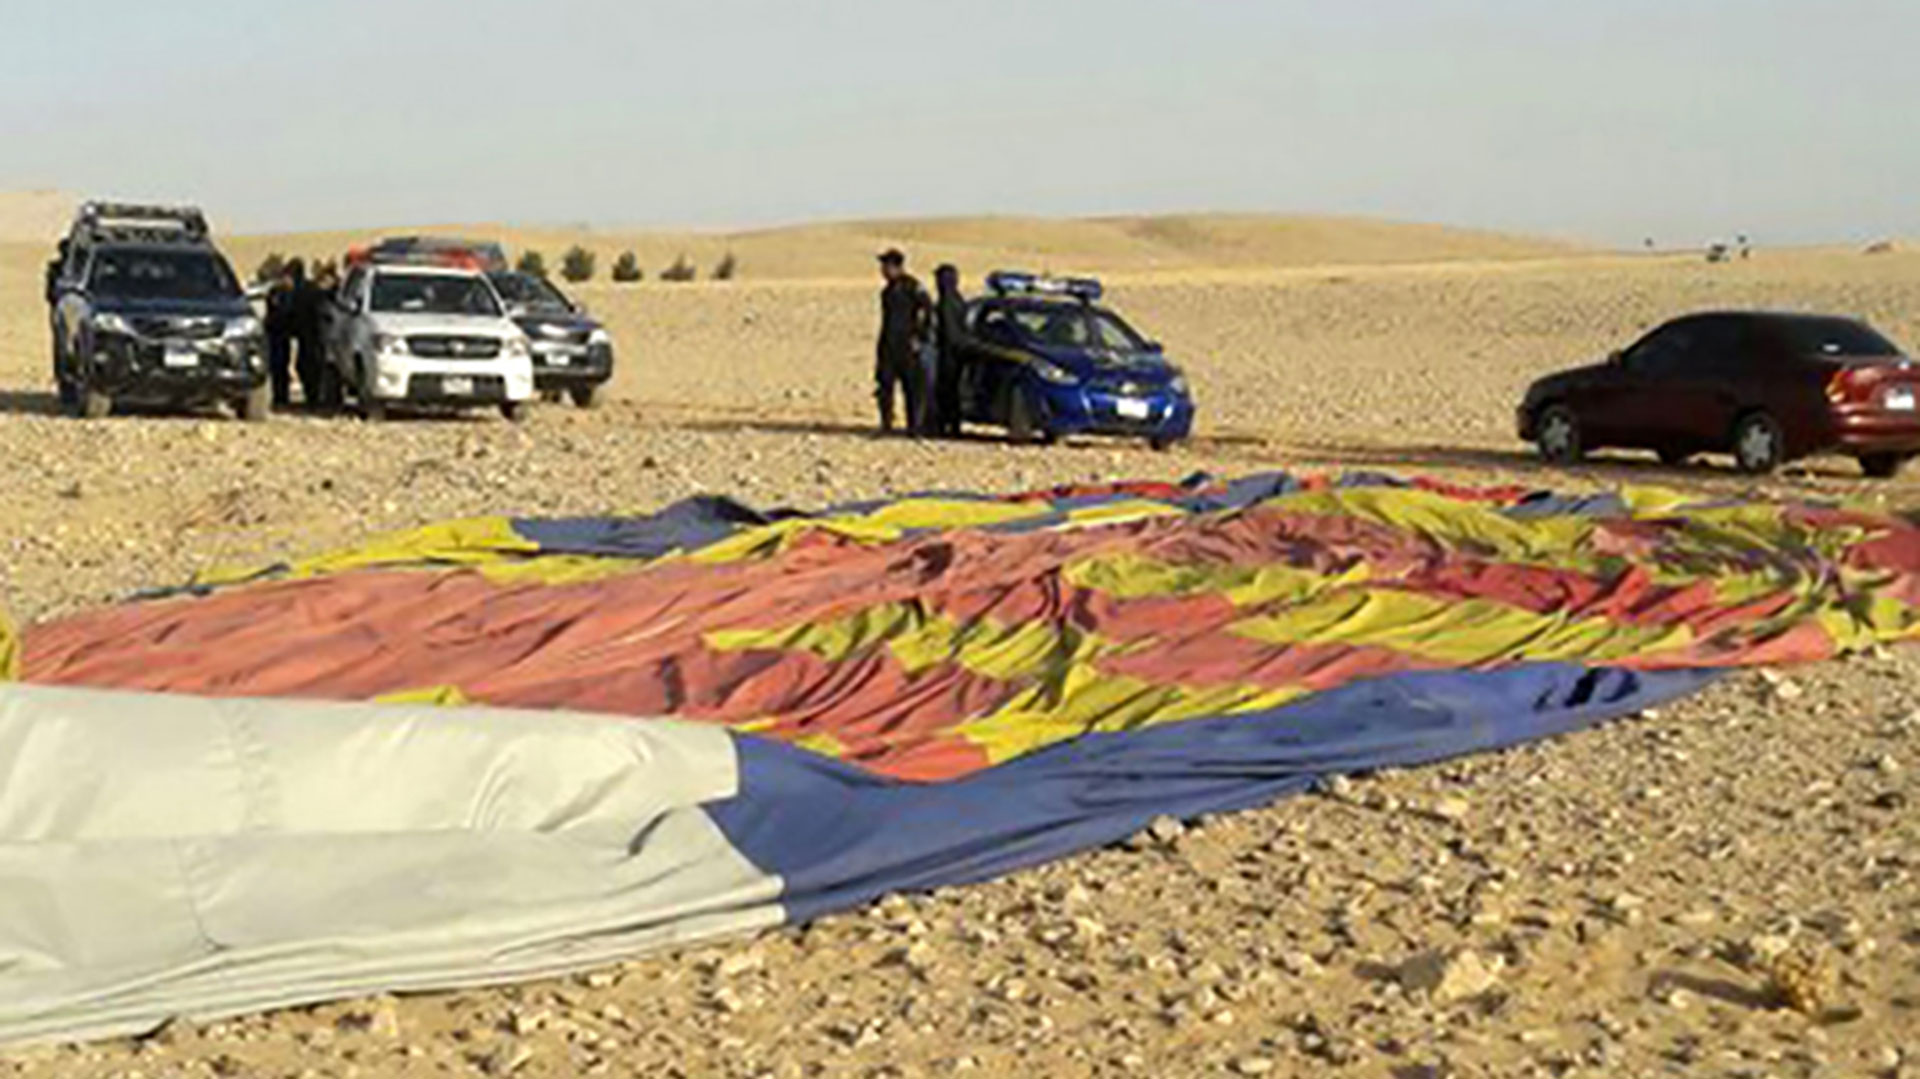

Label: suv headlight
[503,336,530,359]
[93,313,134,336]
[588,327,611,346]
[1032,359,1077,386]
[223,315,262,339]
[375,333,409,355]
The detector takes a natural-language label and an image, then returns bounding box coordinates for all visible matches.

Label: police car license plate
[1115,398,1152,420]
[442,376,474,397]
[1887,387,1916,411]
[163,345,199,369]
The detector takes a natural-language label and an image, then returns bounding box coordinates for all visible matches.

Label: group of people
[262,258,337,410]
[874,248,969,437]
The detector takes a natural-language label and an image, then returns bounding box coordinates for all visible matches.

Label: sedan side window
[1624,326,1696,377]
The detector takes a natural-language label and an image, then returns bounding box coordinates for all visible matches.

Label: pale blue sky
[2,0,1914,244]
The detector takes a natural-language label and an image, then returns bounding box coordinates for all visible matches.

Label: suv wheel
[570,384,604,409]
[1535,404,1583,464]
[238,383,271,423]
[1859,452,1910,479]
[80,386,112,420]
[1731,411,1784,474]
[501,401,530,423]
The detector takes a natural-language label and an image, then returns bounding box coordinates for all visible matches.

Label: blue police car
[959,271,1194,449]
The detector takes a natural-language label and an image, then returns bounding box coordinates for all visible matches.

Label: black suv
[46,202,269,420]
[488,270,616,408]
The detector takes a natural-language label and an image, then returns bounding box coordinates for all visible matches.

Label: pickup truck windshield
[370,273,502,317]
[88,248,240,301]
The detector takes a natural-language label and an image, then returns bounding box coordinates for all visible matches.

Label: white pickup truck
[324,263,535,421]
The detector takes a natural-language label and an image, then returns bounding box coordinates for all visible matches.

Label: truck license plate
[163,346,199,369]
[1888,387,1916,411]
[1115,397,1151,420]
[442,376,474,396]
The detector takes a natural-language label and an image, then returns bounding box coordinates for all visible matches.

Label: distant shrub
[561,245,596,283]
[254,252,287,285]
[611,251,643,282]
[712,252,738,281]
[660,254,698,283]
[516,250,548,278]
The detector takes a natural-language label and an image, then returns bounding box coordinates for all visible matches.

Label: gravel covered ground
[2,238,1918,1077]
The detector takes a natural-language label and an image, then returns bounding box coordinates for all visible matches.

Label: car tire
[1859,452,1909,479]
[1535,404,1583,464]
[80,386,112,420]
[501,401,530,423]
[570,384,604,409]
[1006,388,1042,444]
[238,383,271,423]
[1731,411,1784,475]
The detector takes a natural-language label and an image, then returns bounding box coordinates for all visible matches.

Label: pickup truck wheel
[1731,411,1784,475]
[1859,452,1909,479]
[501,401,530,423]
[362,398,387,423]
[80,386,112,420]
[237,383,271,423]
[570,384,604,409]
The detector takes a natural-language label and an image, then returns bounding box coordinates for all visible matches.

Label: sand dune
[212,212,1585,284]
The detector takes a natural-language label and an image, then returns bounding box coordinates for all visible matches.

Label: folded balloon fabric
[2,470,1913,1042]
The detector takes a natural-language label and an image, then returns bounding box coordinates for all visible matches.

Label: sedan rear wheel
[1536,404,1583,464]
[1731,411,1784,475]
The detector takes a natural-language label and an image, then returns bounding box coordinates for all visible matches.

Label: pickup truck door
[330,267,369,379]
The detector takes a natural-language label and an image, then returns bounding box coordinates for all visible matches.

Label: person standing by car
[264,258,304,410]
[875,249,930,434]
[291,260,329,408]
[930,263,968,437]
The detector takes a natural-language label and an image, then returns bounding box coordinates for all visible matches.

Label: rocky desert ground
[1,206,1917,1078]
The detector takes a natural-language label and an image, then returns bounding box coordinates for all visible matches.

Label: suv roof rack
[69,201,211,247]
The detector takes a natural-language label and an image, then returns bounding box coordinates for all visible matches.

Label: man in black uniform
[930,263,968,437]
[263,258,303,410]
[291,262,328,408]
[874,249,930,434]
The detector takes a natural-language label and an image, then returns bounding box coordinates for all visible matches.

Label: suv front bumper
[91,332,267,398]
[531,342,614,390]
[366,355,536,404]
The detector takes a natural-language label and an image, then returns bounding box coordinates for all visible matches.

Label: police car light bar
[986,270,1103,302]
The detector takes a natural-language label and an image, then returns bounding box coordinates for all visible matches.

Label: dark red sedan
[1518,312,1920,477]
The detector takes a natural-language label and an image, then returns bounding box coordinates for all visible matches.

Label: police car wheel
[1149,435,1175,452]
[1006,389,1041,444]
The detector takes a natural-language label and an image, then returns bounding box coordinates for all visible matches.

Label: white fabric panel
[0,685,785,1045]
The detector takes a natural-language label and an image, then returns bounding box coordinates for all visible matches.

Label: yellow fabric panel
[1229,586,1694,666]
[376,685,475,707]
[196,516,537,587]
[954,665,1305,766]
[1063,550,1370,607]
[710,603,1117,685]
[1269,487,1599,565]
[860,498,1052,530]
[1059,500,1188,528]
[684,516,905,565]
[0,601,17,683]
[1816,589,1920,652]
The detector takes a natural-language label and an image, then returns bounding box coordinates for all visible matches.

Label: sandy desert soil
[0,211,1917,1078]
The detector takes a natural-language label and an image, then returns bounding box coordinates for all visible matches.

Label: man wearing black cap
[874,248,931,434]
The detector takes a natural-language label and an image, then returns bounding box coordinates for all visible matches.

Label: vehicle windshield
[488,272,572,314]
[1781,318,1901,358]
[1000,303,1151,353]
[88,248,240,301]
[370,273,502,317]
